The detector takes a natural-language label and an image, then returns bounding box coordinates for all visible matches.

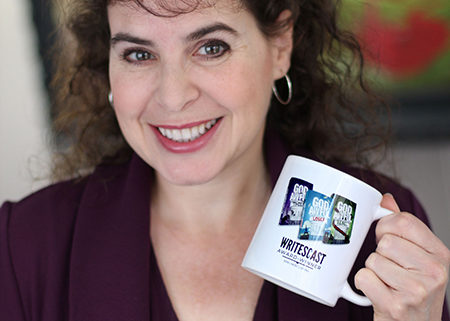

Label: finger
[365,251,423,292]
[376,211,447,258]
[372,235,450,303]
[355,266,432,321]
[354,267,393,315]
[364,251,450,321]
[376,233,434,272]
[380,193,400,213]
[376,194,400,245]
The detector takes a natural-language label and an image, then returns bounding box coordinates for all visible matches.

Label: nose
[155,63,200,112]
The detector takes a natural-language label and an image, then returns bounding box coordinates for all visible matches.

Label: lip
[151,117,222,154]
[152,119,213,130]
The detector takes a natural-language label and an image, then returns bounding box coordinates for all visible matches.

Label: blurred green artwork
[341,0,450,91]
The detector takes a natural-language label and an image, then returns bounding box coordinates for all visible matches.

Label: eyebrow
[185,22,238,42]
[111,33,154,46]
[110,22,238,46]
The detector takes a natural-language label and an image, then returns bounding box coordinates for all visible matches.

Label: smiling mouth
[157,118,219,143]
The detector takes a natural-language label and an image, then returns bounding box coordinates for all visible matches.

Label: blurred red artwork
[359,10,449,79]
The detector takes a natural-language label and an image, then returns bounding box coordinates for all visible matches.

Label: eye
[196,40,230,58]
[122,49,155,63]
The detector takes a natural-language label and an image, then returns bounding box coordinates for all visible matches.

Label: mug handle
[339,206,392,306]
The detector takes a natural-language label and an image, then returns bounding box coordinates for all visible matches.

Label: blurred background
[1,0,449,308]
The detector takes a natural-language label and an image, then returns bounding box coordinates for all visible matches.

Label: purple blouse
[1,135,449,320]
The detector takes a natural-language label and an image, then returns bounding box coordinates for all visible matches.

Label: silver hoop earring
[108,91,114,108]
[272,74,292,105]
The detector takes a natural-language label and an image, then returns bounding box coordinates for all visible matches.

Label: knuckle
[355,268,371,289]
[428,261,449,288]
[377,234,393,253]
[354,269,364,288]
[394,212,414,232]
[407,281,428,306]
[389,300,408,320]
[375,219,386,239]
[444,247,450,267]
[365,252,378,269]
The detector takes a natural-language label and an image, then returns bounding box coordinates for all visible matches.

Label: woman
[1,0,449,320]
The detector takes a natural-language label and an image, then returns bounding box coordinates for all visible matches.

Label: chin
[155,161,224,187]
[159,172,219,187]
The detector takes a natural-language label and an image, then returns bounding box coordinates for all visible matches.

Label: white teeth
[199,123,205,135]
[172,129,182,141]
[181,128,190,142]
[191,125,199,138]
[157,118,218,143]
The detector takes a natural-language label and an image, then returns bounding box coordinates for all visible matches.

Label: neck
[150,150,271,236]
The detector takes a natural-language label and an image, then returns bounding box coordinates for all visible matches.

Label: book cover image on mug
[278,177,314,225]
[280,177,357,245]
[324,195,356,245]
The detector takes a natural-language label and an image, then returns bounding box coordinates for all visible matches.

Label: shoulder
[0,161,134,319]
[0,179,89,318]
[0,181,80,268]
[1,178,87,225]
[0,160,131,259]
[0,160,130,233]
[0,178,88,252]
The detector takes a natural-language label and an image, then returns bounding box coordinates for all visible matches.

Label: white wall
[0,0,51,203]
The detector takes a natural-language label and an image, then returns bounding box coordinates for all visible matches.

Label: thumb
[380,193,400,213]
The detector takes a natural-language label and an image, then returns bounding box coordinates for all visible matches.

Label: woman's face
[108,0,291,185]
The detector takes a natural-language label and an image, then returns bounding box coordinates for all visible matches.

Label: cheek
[224,59,273,114]
[110,69,152,123]
[238,48,274,98]
[109,70,156,157]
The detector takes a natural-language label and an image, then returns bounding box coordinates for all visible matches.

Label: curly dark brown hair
[50,0,389,180]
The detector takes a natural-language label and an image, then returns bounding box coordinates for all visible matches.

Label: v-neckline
[148,241,277,321]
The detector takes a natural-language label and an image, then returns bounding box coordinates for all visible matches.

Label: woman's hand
[355,194,450,321]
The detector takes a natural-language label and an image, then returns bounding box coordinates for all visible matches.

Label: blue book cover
[298,190,332,241]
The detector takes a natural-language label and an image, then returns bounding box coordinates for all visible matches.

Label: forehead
[108,0,254,39]
[109,0,243,16]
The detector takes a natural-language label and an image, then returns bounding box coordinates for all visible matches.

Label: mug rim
[287,155,383,198]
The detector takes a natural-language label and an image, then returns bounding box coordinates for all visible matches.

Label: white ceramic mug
[242,155,392,307]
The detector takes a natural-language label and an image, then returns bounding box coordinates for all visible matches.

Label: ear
[270,10,294,80]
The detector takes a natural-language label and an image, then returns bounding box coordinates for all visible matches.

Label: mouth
[156,118,219,143]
